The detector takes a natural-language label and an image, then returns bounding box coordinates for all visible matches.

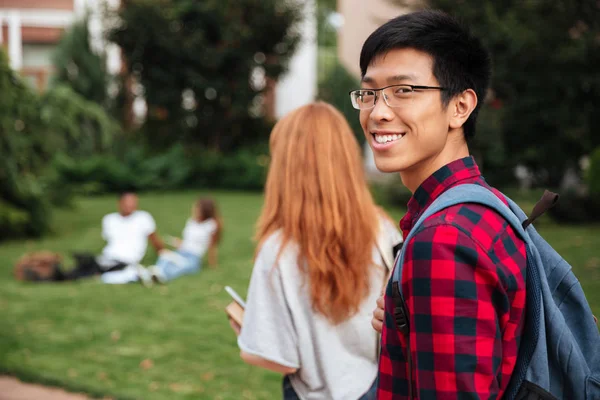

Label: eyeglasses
[349,84,446,110]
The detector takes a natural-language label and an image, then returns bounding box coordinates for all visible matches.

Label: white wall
[7,10,22,70]
[22,43,54,67]
[77,0,121,75]
[275,0,317,119]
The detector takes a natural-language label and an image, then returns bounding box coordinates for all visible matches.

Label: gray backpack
[391,184,600,399]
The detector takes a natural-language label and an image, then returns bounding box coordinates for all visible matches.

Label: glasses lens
[351,90,375,109]
[384,85,413,108]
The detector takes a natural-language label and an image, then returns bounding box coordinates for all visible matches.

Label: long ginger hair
[255,102,382,324]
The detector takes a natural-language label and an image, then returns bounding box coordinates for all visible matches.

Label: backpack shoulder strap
[392,184,528,286]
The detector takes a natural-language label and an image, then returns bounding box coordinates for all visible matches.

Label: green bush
[547,147,600,224]
[0,49,54,240]
[190,147,269,191]
[41,84,119,157]
[370,175,412,208]
[587,147,600,197]
[52,144,193,194]
[52,153,134,195]
[0,176,52,240]
[51,15,108,107]
[53,144,269,194]
[547,191,600,224]
[0,38,121,241]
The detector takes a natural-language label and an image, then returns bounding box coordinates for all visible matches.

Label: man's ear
[449,89,478,130]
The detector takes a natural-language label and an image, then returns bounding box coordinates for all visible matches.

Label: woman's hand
[371,294,385,333]
[229,318,242,336]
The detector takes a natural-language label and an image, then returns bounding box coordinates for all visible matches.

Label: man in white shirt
[68,191,164,279]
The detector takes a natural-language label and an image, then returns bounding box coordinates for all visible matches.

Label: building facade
[0,0,120,91]
[337,0,408,79]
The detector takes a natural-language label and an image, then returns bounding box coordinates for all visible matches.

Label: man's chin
[374,159,404,174]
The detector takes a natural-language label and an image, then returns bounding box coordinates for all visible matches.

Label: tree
[0,45,121,240]
[317,0,338,47]
[318,62,364,145]
[50,15,121,157]
[0,49,52,238]
[392,0,600,187]
[40,84,120,158]
[109,0,303,152]
[51,15,109,107]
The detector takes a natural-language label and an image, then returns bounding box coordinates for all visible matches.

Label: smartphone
[225,286,245,327]
[225,286,246,309]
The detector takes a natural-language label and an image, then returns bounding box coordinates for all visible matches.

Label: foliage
[0,49,53,239]
[41,84,120,158]
[51,15,109,107]
[586,147,600,197]
[471,105,515,187]
[108,0,303,152]
[52,144,192,195]
[317,62,364,145]
[317,0,338,47]
[0,45,120,240]
[190,145,269,191]
[391,0,600,187]
[547,191,600,224]
[370,175,413,208]
[52,143,269,194]
[546,146,600,223]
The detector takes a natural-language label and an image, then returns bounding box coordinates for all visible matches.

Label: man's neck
[400,139,470,193]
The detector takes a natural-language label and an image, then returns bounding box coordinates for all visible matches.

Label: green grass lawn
[0,191,599,399]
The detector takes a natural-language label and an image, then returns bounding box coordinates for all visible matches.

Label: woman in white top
[147,197,221,283]
[229,102,402,400]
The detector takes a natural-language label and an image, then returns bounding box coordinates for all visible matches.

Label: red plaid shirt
[377,157,527,400]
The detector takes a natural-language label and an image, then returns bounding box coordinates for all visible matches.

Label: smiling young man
[353,11,527,400]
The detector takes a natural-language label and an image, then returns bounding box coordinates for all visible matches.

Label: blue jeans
[282,376,377,400]
[155,250,201,281]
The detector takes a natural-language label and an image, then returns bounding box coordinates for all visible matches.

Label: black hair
[359,10,491,140]
[118,190,137,199]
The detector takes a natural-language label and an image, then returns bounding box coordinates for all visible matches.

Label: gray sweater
[238,218,402,399]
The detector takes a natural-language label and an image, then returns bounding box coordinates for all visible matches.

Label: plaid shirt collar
[400,156,481,236]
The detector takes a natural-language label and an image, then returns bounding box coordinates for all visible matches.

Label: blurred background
[0,0,598,399]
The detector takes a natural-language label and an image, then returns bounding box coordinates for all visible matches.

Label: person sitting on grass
[68,190,164,280]
[145,197,221,284]
[101,197,221,286]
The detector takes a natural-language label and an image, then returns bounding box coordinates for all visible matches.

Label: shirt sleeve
[143,212,157,236]
[204,218,217,235]
[403,224,504,399]
[101,215,110,241]
[237,236,300,369]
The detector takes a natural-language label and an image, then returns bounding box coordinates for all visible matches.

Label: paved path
[0,376,91,400]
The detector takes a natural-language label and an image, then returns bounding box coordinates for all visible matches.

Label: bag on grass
[14,251,65,282]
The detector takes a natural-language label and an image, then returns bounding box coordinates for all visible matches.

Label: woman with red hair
[230,102,402,399]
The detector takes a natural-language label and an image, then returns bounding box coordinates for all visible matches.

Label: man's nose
[370,92,394,122]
